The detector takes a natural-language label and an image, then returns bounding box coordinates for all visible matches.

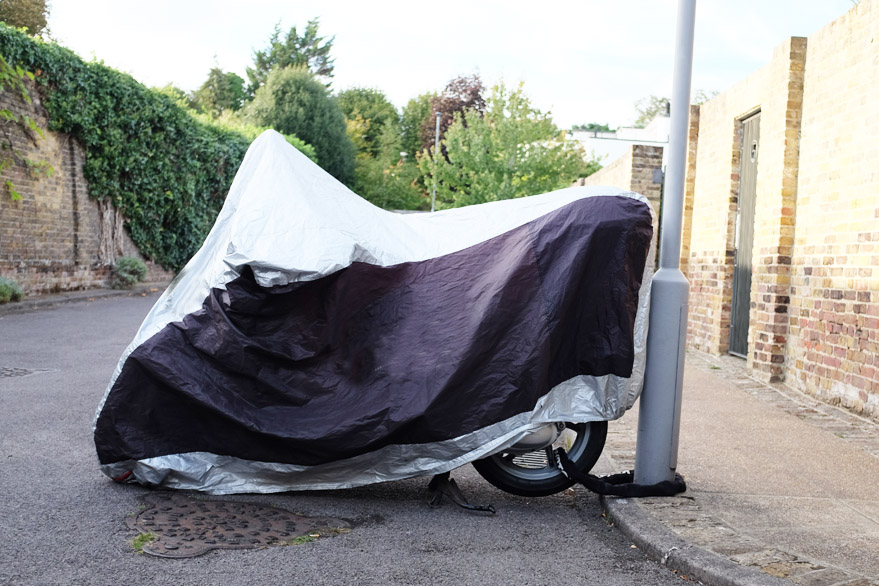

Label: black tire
[471,421,608,497]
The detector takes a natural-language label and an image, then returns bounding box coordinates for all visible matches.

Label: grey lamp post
[634,0,696,485]
[431,111,440,213]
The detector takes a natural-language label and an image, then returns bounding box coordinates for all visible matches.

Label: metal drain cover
[127,492,350,558]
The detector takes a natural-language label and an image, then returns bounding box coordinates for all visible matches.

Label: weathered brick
[665,3,879,420]
[0,80,172,295]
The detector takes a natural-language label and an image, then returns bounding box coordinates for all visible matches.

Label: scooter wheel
[471,421,607,497]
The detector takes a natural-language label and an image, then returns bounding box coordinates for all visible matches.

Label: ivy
[0,25,280,271]
[0,52,52,200]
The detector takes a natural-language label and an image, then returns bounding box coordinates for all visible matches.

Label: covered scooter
[94,130,654,495]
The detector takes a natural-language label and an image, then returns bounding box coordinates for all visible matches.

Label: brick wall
[578,144,664,234]
[680,105,700,274]
[678,0,878,420]
[747,37,806,382]
[787,0,879,418]
[629,146,664,218]
[0,82,171,295]
[577,147,634,190]
[683,37,805,377]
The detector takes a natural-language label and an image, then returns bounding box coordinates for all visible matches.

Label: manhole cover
[127,492,350,558]
[0,367,53,378]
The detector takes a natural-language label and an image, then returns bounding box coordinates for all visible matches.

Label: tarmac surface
[0,289,683,586]
[1,286,878,585]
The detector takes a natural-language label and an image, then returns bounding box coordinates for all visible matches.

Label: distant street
[0,294,684,586]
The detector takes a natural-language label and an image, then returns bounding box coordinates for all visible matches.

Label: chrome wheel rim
[487,423,591,482]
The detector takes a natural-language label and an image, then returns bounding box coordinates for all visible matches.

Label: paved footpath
[597,352,879,586]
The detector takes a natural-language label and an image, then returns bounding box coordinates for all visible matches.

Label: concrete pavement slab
[601,352,879,585]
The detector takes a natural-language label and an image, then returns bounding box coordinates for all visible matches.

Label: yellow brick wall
[685,37,805,372]
[579,145,663,213]
[680,105,700,274]
[747,37,806,381]
[578,148,634,191]
[788,0,879,418]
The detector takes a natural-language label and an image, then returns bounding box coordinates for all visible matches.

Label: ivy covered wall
[0,25,273,272]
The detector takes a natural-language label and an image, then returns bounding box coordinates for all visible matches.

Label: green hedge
[0,25,301,271]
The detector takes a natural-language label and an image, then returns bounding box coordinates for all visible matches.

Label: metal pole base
[634,267,689,485]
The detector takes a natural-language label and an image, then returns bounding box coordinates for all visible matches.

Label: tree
[572,122,611,132]
[633,95,669,128]
[420,74,485,152]
[337,87,399,158]
[245,66,354,185]
[352,117,425,210]
[345,114,371,160]
[152,84,190,106]
[354,156,423,210]
[692,89,718,105]
[0,0,48,35]
[202,111,318,163]
[246,18,334,96]
[400,92,435,158]
[633,90,717,126]
[337,91,425,210]
[419,81,595,209]
[191,67,246,117]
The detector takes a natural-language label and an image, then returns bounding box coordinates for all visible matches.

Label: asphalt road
[0,293,685,586]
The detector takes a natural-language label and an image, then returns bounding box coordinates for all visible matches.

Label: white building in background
[570,114,670,167]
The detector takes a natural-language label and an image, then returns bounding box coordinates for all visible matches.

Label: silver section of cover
[100,369,638,495]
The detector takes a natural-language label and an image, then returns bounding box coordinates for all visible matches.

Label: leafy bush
[0,275,24,303]
[420,82,594,209]
[345,108,425,211]
[354,157,424,211]
[111,256,148,289]
[204,111,317,162]
[245,66,354,185]
[337,87,400,159]
[0,24,314,272]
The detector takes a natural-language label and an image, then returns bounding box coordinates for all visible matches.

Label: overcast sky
[47,1,856,129]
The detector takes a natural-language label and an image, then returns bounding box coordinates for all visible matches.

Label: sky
[46,1,857,129]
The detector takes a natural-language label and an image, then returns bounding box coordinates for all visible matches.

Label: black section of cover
[95,196,652,467]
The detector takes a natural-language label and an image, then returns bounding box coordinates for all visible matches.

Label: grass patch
[281,527,350,546]
[131,532,157,554]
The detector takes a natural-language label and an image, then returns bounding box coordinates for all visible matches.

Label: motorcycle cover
[94,130,655,494]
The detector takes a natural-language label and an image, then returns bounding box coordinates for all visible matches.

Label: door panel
[729,113,760,357]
